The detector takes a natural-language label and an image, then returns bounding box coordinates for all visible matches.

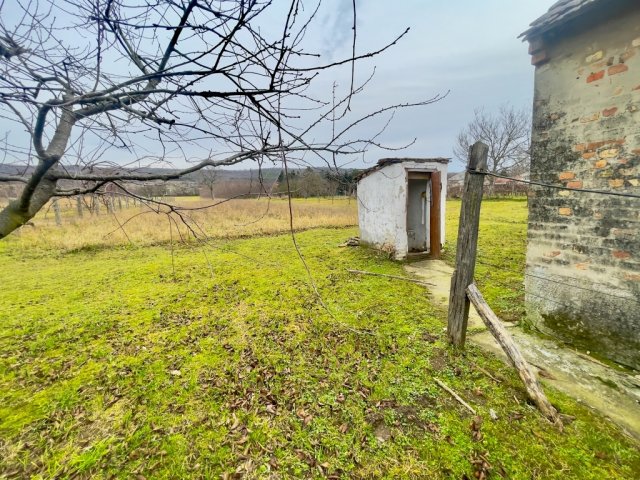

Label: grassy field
[1,198,638,479]
[444,198,528,322]
[4,196,357,252]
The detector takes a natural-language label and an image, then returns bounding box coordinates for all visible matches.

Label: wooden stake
[76,196,84,218]
[447,141,488,347]
[466,283,562,427]
[53,200,62,226]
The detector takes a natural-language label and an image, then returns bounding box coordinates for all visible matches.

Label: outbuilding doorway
[406,171,442,257]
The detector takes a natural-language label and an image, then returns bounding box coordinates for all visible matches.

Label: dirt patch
[429,348,448,371]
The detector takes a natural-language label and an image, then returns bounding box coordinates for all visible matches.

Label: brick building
[521,0,640,369]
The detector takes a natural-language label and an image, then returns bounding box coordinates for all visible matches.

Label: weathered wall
[357,161,448,259]
[526,6,640,368]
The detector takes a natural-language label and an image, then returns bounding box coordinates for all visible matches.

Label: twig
[435,378,476,415]
[347,269,436,287]
[472,363,502,383]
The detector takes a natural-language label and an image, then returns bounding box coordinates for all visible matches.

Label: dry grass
[2,196,357,252]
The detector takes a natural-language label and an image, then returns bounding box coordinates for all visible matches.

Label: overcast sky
[1,0,558,173]
[312,0,558,171]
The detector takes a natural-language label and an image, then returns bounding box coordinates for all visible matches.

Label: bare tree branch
[454,104,531,194]
[0,0,443,239]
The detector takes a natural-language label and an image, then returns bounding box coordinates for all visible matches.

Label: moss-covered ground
[1,202,639,478]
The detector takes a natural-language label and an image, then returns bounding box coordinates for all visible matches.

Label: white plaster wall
[357,161,448,259]
[357,163,407,257]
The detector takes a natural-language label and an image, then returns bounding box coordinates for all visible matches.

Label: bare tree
[0,0,444,239]
[200,167,219,199]
[454,105,531,194]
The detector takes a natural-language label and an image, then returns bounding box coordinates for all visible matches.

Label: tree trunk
[0,104,74,239]
[0,176,57,239]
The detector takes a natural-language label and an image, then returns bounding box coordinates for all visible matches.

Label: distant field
[1,196,357,252]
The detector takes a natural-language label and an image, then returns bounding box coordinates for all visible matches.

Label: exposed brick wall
[526,7,640,369]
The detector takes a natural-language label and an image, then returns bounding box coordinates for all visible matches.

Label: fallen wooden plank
[466,283,562,428]
[346,269,436,287]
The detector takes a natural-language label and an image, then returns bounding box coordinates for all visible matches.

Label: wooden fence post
[53,200,62,226]
[76,196,84,218]
[106,195,114,214]
[447,141,489,347]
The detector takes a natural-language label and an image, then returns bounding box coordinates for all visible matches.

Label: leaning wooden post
[447,141,489,347]
[466,284,562,427]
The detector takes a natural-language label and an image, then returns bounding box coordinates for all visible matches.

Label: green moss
[0,225,638,478]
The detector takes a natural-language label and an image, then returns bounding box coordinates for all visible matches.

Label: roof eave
[519,0,606,42]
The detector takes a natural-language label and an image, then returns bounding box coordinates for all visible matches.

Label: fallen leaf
[470,416,483,441]
[509,412,524,421]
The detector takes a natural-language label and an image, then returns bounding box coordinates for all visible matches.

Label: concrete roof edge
[356,157,450,182]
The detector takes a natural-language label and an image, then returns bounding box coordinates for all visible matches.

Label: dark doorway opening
[406,171,442,257]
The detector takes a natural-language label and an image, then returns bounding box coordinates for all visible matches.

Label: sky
[309,0,559,171]
[0,0,559,174]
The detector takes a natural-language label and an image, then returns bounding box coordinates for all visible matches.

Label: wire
[474,259,640,305]
[468,169,640,200]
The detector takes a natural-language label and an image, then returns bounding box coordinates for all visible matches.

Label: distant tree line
[275,168,358,198]
[199,168,359,199]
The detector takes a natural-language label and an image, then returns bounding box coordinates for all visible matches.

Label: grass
[443,197,528,322]
[1,199,639,478]
[3,196,357,252]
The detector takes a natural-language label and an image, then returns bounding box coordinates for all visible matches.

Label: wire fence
[462,168,640,335]
[471,169,640,200]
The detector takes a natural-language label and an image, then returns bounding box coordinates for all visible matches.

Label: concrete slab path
[405,259,640,439]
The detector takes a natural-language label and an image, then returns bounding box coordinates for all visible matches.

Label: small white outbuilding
[356,158,449,260]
